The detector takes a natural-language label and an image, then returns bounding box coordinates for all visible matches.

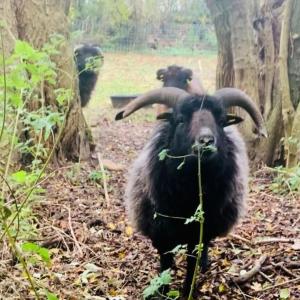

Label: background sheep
[74,43,104,107]
[155,65,205,115]
[116,87,267,298]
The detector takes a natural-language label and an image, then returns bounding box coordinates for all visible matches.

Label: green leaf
[167,244,187,255]
[143,269,172,298]
[46,291,59,300]
[158,149,168,161]
[21,242,51,264]
[2,205,12,219]
[10,170,27,184]
[167,290,180,299]
[279,288,290,299]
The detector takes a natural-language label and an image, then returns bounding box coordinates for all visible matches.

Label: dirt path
[2,105,299,300]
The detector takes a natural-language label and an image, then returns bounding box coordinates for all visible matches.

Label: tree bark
[0,0,91,163]
[287,0,300,166]
[206,0,300,166]
[205,0,234,89]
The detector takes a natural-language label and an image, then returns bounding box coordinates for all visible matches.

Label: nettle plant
[0,33,72,299]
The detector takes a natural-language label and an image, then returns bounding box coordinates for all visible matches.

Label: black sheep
[155,65,205,115]
[74,43,103,107]
[115,87,267,298]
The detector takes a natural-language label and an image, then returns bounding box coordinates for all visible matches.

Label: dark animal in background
[116,87,267,298]
[156,65,205,115]
[74,43,104,107]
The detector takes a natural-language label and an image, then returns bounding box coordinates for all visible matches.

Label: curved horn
[115,87,189,120]
[214,88,268,137]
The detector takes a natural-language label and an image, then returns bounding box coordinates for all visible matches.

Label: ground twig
[254,237,295,244]
[234,255,267,283]
[67,206,84,257]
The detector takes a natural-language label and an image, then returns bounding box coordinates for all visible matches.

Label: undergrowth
[270,165,300,195]
[0,29,72,299]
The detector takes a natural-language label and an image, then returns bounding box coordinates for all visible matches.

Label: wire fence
[72,21,217,55]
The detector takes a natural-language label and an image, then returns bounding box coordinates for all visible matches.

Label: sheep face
[164,96,242,162]
[74,44,103,73]
[157,65,192,90]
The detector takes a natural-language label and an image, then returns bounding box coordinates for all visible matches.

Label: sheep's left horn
[214,88,268,137]
[115,87,189,120]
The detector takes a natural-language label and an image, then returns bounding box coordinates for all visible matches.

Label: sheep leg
[157,252,173,296]
[160,252,174,272]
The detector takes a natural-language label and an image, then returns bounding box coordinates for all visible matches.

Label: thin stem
[0,28,7,141]
[188,150,204,300]
[166,153,195,159]
[32,81,45,171]
[155,212,187,220]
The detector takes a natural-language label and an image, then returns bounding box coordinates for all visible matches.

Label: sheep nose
[198,135,215,147]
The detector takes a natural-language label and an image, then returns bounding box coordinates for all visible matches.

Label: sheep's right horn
[115,87,189,120]
[214,88,268,137]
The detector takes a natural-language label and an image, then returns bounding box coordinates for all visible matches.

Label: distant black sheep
[74,44,103,107]
[156,65,205,115]
[116,87,267,298]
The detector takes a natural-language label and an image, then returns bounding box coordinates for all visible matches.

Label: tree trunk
[205,0,234,88]
[287,0,300,166]
[206,0,300,166]
[1,0,91,163]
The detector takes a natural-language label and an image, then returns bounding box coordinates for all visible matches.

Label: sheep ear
[182,68,193,81]
[156,69,166,81]
[224,114,244,127]
[156,111,173,121]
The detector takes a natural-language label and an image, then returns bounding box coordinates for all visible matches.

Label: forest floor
[1,53,299,299]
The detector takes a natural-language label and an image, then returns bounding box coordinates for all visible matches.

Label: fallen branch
[233,255,267,283]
